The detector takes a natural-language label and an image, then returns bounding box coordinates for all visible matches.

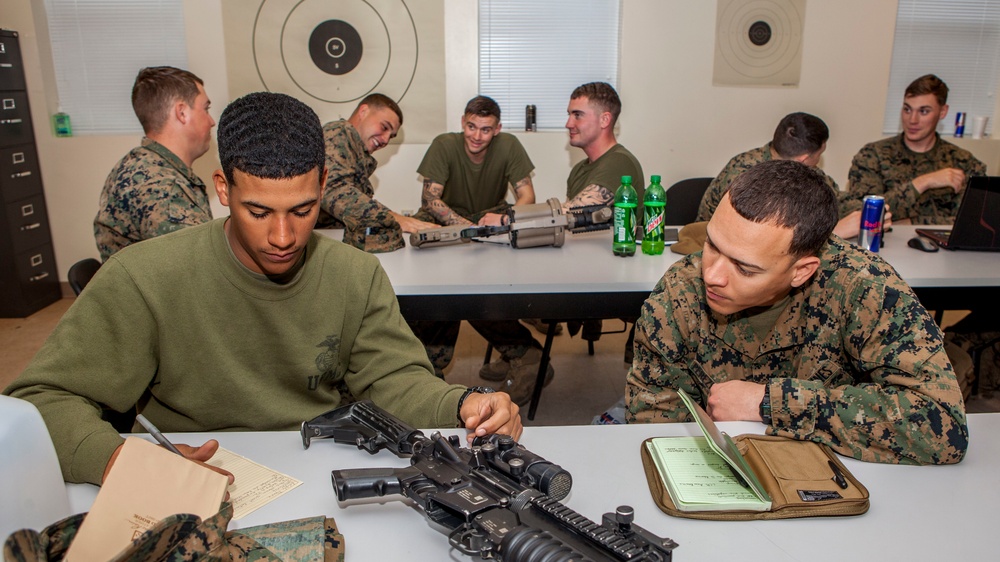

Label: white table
[320,225,1000,319]
[67,413,1000,561]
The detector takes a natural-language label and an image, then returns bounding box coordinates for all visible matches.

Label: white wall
[6,0,999,282]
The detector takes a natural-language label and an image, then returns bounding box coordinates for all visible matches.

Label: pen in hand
[136,414,183,456]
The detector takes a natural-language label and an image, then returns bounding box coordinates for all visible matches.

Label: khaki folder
[641,434,869,521]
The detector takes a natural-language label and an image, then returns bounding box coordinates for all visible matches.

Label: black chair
[67,258,101,296]
[663,177,713,225]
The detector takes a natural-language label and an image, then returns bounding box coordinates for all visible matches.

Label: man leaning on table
[318,93,438,253]
[4,92,521,486]
[625,159,968,465]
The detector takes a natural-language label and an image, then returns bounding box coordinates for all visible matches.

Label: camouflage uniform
[695,144,841,222]
[94,138,212,261]
[625,236,968,465]
[318,120,403,253]
[842,133,986,224]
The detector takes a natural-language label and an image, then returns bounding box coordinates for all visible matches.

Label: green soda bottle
[642,175,666,255]
[612,175,637,256]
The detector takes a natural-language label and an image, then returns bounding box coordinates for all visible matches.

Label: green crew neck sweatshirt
[6,219,464,484]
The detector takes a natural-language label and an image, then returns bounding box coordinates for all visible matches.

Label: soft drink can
[858,195,885,252]
[955,112,966,137]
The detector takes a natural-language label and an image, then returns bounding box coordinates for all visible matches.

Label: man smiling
[626,159,968,466]
[841,74,985,224]
[6,92,521,485]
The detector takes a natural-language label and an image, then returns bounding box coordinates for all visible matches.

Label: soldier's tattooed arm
[421,179,472,226]
[510,176,536,206]
[561,184,613,213]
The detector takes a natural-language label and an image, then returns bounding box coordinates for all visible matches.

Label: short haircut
[131,66,204,134]
[570,82,622,126]
[905,74,949,106]
[727,160,838,257]
[464,96,501,121]
[217,92,325,185]
[772,112,829,159]
[354,93,403,126]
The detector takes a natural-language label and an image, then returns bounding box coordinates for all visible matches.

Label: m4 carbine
[410,198,613,249]
[301,400,678,561]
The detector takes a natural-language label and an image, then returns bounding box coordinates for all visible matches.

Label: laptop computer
[915,175,1000,251]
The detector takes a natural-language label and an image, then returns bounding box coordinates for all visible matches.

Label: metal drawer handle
[1,119,24,124]
[13,171,31,178]
[20,222,41,231]
[29,272,49,282]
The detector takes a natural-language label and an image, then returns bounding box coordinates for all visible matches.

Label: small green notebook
[643,389,772,512]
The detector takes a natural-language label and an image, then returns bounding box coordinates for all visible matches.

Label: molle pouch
[343,224,404,253]
[641,435,870,521]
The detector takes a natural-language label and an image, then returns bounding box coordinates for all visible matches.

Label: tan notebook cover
[65,437,228,561]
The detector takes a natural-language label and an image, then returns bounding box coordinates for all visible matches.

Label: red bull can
[858,195,885,252]
[955,112,966,137]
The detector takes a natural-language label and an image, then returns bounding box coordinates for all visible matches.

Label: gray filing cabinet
[0,29,61,317]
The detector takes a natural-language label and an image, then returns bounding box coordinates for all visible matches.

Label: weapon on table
[301,400,678,561]
[410,198,613,249]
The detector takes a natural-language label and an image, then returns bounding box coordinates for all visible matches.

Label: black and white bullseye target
[713,0,805,86]
[252,0,418,103]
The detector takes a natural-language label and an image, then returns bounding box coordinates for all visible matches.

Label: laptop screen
[948,176,1000,250]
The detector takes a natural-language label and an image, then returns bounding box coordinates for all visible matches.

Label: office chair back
[68,258,101,296]
[663,177,712,225]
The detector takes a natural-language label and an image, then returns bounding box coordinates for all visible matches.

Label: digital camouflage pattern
[317,120,403,253]
[94,138,212,261]
[625,236,969,465]
[2,503,345,562]
[842,133,986,224]
[695,144,841,222]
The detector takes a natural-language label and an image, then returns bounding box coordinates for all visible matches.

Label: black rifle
[301,401,678,561]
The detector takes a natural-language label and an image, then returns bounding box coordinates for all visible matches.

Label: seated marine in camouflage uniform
[94,66,215,261]
[318,93,438,253]
[841,74,986,225]
[696,112,872,240]
[627,160,968,466]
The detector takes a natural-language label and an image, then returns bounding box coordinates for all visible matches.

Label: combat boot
[499,348,555,406]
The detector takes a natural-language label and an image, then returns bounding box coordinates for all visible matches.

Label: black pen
[136,414,183,456]
[828,460,849,489]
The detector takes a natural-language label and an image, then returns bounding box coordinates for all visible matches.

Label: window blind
[883,0,1000,136]
[479,0,621,130]
[43,0,188,135]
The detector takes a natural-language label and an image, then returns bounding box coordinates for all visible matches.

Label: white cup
[972,116,989,139]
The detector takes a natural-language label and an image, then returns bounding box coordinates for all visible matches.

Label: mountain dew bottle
[613,175,637,256]
[642,175,666,255]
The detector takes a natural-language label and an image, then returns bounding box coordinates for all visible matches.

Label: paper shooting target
[252,0,418,103]
[713,0,805,87]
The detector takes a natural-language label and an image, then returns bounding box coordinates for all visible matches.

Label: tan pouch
[640,434,869,520]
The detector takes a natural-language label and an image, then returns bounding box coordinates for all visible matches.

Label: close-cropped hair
[354,93,403,126]
[905,74,949,106]
[727,160,838,258]
[217,92,325,185]
[772,112,829,158]
[570,82,622,125]
[131,66,204,135]
[464,96,501,121]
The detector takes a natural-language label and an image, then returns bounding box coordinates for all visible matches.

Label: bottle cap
[621,175,632,184]
[651,175,661,183]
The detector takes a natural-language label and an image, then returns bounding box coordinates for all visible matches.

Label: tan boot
[500,348,555,405]
[479,358,511,381]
